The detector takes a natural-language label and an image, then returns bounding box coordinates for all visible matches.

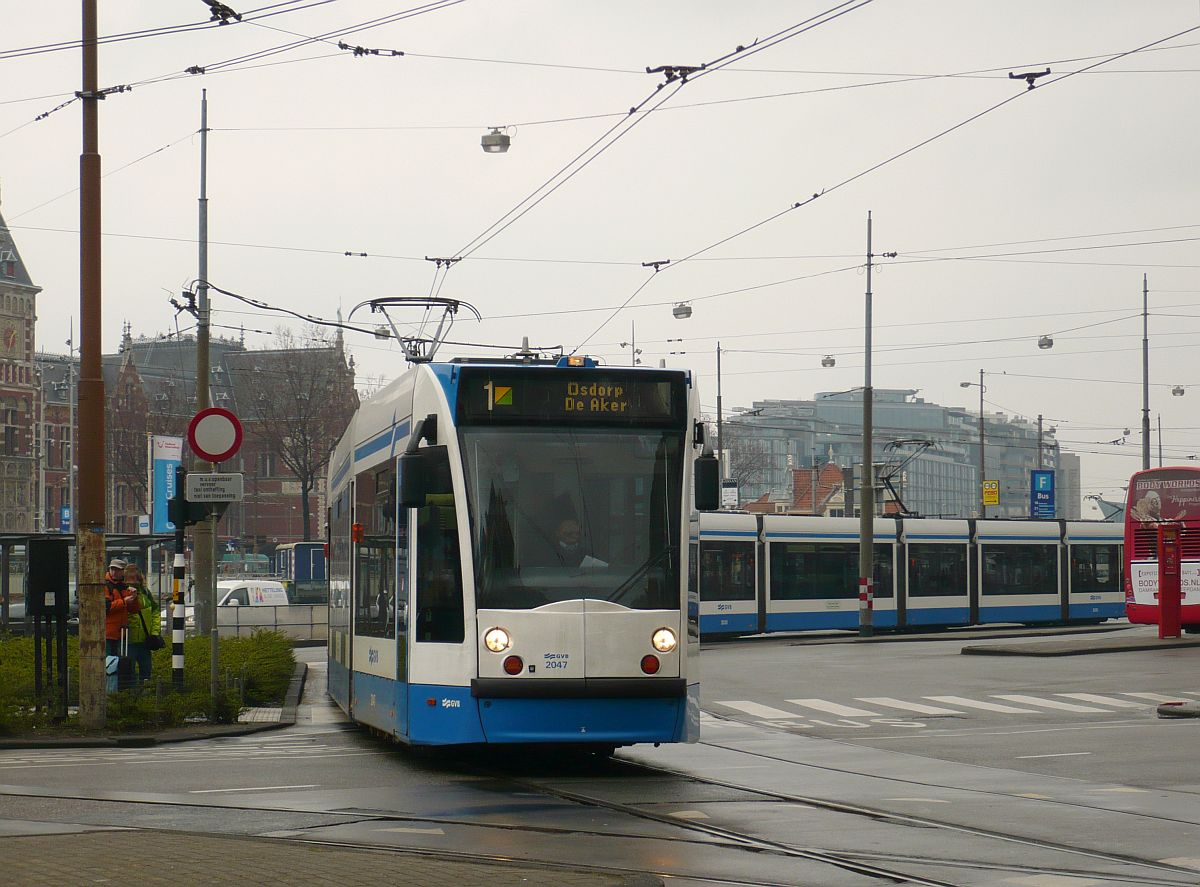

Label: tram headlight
[651,627,677,653]
[483,627,512,653]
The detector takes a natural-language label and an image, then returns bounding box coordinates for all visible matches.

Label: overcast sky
[3,1,1199,513]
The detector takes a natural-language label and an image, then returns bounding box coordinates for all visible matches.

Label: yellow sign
[982,480,1000,506]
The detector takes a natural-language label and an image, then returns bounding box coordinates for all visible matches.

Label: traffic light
[168,496,209,528]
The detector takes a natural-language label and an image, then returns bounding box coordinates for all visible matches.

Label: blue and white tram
[696,512,759,635]
[900,519,971,627]
[1064,521,1125,621]
[762,515,899,632]
[327,356,715,748]
[698,513,1123,637]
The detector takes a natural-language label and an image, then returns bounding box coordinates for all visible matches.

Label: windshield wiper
[607,545,677,603]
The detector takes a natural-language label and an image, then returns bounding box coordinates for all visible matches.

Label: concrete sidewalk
[0,828,660,886]
[961,629,1200,657]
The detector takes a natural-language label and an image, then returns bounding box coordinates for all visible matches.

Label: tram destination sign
[457,368,684,425]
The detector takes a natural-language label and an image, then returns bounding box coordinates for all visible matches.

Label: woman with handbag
[125,563,162,686]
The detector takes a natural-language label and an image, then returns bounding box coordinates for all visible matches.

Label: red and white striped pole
[859,577,874,633]
[171,465,187,689]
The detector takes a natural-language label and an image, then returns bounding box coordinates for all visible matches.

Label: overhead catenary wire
[0,0,337,61]
[446,2,877,265]
[570,20,1200,354]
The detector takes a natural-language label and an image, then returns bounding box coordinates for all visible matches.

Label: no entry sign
[187,407,243,463]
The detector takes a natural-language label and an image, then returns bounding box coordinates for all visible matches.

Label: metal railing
[215,604,328,641]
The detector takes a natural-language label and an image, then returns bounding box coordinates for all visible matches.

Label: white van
[216,579,289,607]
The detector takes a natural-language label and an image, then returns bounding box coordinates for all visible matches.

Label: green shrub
[0,630,295,735]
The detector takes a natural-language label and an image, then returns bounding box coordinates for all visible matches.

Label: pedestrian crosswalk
[709,691,1200,725]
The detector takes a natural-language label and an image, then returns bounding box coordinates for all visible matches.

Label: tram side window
[330,488,352,632]
[700,541,755,602]
[687,540,699,641]
[355,464,398,639]
[770,542,893,600]
[416,448,465,644]
[981,544,1057,596]
[1070,544,1121,594]
[907,544,968,597]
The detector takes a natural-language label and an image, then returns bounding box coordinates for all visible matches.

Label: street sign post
[982,480,1000,507]
[1030,469,1055,519]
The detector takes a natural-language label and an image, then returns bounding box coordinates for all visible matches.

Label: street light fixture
[821,355,836,367]
[1038,335,1054,349]
[960,370,987,517]
[481,127,511,153]
[1173,385,1185,397]
[672,303,692,319]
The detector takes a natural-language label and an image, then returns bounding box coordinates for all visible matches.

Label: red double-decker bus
[1124,466,1200,631]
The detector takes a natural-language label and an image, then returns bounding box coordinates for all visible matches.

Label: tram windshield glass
[460,428,683,610]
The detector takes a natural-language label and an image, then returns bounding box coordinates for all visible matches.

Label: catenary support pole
[978,368,986,518]
[1142,273,1151,471]
[1037,414,1043,471]
[858,212,874,638]
[716,341,723,484]
[195,89,220,701]
[77,0,107,728]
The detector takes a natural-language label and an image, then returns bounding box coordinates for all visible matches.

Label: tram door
[352,462,406,736]
[394,463,410,736]
[327,484,353,713]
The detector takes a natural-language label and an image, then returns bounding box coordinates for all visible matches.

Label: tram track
[1,749,1197,887]
[687,714,1200,832]
[456,737,1200,887]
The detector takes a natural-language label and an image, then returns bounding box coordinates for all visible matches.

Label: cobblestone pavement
[2,829,659,886]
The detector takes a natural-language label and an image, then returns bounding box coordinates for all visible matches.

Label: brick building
[0,200,40,531]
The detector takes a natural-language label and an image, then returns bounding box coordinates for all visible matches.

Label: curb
[1157,700,1200,719]
[0,661,309,750]
[281,659,307,724]
[962,636,1200,657]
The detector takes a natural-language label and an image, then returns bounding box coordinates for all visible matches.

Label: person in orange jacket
[104,558,139,658]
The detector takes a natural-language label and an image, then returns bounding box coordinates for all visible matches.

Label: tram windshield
[461,428,683,610]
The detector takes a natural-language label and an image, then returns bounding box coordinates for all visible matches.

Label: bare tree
[106,359,151,528]
[722,422,771,498]
[227,328,358,540]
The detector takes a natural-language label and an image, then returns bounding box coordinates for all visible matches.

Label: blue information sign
[151,436,184,533]
[59,506,71,533]
[1030,469,1055,519]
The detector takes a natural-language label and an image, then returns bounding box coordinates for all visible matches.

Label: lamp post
[960,370,986,517]
[619,322,641,366]
[1039,275,1156,471]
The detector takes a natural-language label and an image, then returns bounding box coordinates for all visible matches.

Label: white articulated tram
[327,355,717,750]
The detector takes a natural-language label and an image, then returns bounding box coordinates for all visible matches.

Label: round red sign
[187,407,243,463]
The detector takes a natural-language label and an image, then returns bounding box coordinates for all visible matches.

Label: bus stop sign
[1030,469,1055,518]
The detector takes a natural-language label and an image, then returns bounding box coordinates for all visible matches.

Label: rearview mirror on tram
[399,446,453,508]
[695,453,720,511]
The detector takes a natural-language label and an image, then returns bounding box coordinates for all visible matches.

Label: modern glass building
[723,389,1080,519]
